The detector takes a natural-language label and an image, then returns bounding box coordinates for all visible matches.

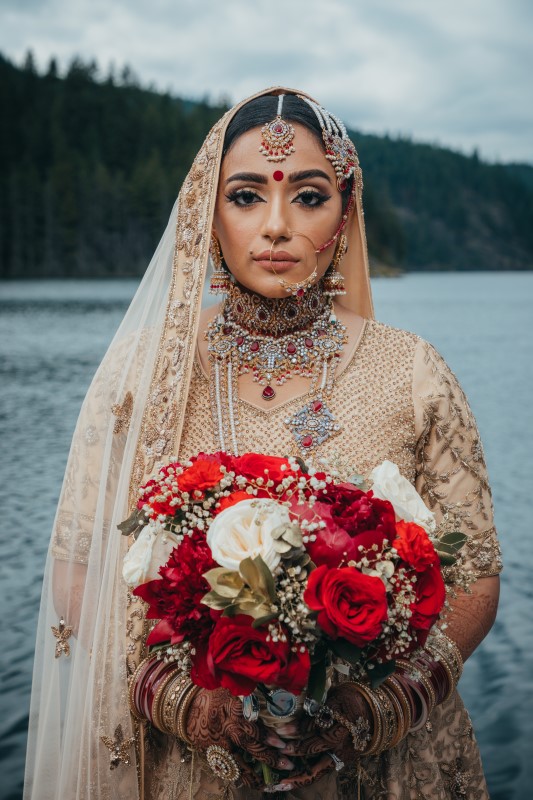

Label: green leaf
[331,638,363,665]
[366,660,396,689]
[117,508,145,536]
[438,552,457,566]
[307,658,327,703]
[239,556,277,602]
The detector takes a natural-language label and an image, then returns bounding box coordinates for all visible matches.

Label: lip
[254,250,299,262]
[253,250,300,272]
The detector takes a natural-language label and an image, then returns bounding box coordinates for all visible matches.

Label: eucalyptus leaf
[239,556,277,602]
[117,509,145,536]
[438,552,457,566]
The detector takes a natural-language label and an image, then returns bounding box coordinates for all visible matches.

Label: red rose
[393,521,439,572]
[325,485,396,539]
[409,564,446,632]
[304,564,388,647]
[134,531,217,647]
[201,615,310,696]
[299,501,359,568]
[233,453,295,484]
[178,459,223,494]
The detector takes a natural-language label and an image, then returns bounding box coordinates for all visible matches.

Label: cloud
[1,0,531,162]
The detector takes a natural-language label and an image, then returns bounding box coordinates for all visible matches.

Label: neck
[223,281,332,337]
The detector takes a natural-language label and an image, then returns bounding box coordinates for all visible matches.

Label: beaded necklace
[206,283,347,456]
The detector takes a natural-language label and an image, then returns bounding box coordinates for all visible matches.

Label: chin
[233,275,290,300]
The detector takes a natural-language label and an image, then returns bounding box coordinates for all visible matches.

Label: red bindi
[273,170,284,182]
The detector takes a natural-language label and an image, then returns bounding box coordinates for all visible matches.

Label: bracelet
[329,708,371,753]
[151,665,181,732]
[384,675,412,737]
[378,681,407,749]
[129,655,154,720]
[351,682,383,755]
[176,682,201,745]
[373,686,397,753]
[162,672,192,735]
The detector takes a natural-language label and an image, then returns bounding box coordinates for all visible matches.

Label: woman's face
[213,122,343,299]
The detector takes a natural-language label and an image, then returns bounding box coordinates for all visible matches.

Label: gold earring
[323,234,347,297]
[209,235,231,295]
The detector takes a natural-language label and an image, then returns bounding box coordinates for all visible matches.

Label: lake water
[1,273,532,800]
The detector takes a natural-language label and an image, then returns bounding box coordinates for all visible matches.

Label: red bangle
[146,662,177,723]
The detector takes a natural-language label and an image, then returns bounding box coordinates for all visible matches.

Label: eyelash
[225,188,331,208]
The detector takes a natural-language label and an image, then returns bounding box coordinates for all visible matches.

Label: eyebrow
[225,169,332,186]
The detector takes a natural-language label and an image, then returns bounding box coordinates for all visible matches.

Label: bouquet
[121,453,465,722]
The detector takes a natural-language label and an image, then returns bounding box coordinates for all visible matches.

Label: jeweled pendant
[285,397,341,453]
[262,385,276,401]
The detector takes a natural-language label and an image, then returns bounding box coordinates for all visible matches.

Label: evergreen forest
[1,52,532,279]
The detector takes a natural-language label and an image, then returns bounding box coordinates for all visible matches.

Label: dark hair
[223,94,354,211]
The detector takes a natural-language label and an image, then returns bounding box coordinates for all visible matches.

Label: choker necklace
[206,283,347,456]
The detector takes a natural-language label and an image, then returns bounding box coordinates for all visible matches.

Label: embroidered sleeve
[412,339,502,580]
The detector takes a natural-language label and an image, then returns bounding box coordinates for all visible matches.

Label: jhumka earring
[209,234,231,295]
[259,94,296,162]
[323,234,347,297]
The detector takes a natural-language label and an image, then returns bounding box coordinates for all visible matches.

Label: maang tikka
[259,94,296,162]
[209,234,232,295]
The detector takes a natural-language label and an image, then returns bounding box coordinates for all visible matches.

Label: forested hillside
[1,52,532,278]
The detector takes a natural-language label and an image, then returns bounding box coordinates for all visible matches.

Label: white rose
[122,523,157,587]
[370,460,436,533]
[207,499,287,572]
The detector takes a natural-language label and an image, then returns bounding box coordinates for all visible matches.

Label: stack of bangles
[313,631,463,757]
[128,631,463,773]
[129,656,199,743]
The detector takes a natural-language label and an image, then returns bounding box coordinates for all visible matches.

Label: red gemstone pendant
[262,385,276,400]
[301,435,313,448]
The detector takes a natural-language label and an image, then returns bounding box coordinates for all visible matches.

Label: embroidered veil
[23,87,375,799]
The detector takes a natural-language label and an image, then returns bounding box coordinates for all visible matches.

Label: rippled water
[1,274,532,800]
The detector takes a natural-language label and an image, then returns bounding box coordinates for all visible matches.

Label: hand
[185,688,295,788]
[276,684,371,790]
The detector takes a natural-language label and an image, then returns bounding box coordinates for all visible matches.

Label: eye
[293,189,331,208]
[225,188,265,207]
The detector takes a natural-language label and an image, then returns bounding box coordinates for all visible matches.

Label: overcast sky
[2,0,532,163]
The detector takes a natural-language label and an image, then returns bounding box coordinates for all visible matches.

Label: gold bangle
[152,666,181,731]
[396,658,436,716]
[427,632,464,686]
[169,678,195,738]
[385,675,412,737]
[379,682,406,749]
[352,682,383,756]
[161,671,190,734]
[373,686,397,753]
[176,683,200,745]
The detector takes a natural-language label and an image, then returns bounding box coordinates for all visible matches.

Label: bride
[24,88,501,799]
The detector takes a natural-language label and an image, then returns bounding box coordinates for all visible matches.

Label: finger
[279,754,334,789]
[239,739,280,768]
[232,753,263,790]
[275,755,295,771]
[265,732,287,748]
[282,732,339,758]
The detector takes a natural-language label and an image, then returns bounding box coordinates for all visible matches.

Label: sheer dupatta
[24,88,374,799]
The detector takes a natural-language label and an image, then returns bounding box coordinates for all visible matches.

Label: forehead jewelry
[259,95,296,162]
[298,96,359,192]
[269,233,318,297]
[273,170,284,181]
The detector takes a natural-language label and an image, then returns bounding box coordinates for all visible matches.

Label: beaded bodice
[180,319,501,580]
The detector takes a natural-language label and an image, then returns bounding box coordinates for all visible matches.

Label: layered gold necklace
[206,283,347,456]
